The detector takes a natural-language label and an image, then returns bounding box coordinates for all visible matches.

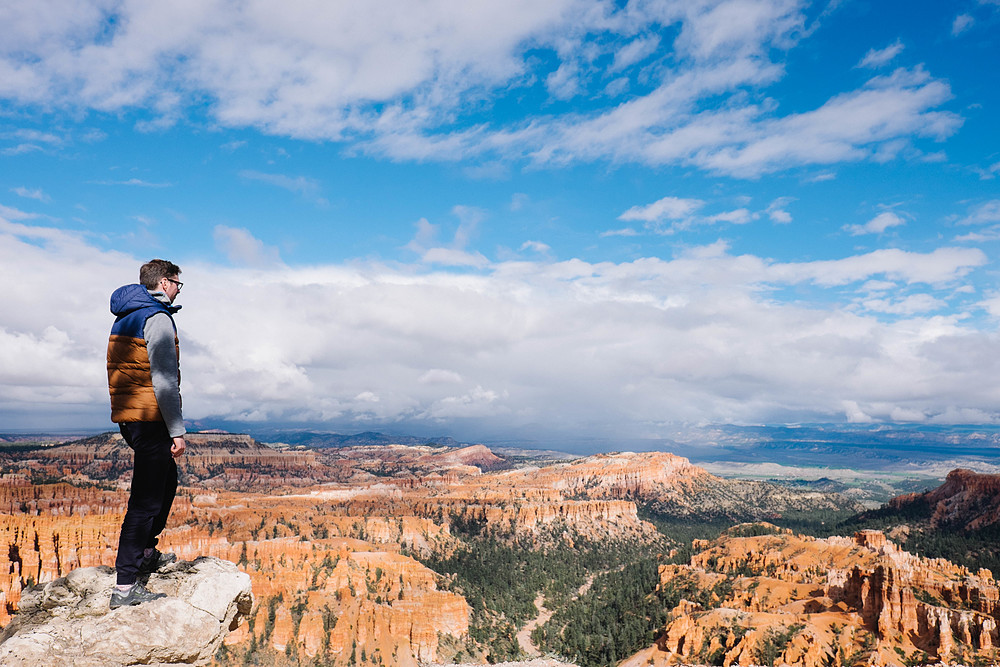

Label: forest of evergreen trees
[420,526,673,664]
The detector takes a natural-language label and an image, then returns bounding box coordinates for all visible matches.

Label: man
[106,259,187,609]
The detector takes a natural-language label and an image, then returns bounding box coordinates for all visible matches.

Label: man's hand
[171,436,186,458]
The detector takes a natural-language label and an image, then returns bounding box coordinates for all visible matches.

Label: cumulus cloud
[520,240,551,254]
[408,207,490,267]
[845,211,906,235]
[704,208,754,225]
[766,197,793,223]
[619,196,705,224]
[213,225,283,268]
[2,218,999,436]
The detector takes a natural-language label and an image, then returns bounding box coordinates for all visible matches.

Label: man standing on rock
[106,259,187,609]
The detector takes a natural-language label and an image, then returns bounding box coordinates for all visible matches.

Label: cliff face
[7,432,334,492]
[0,489,470,665]
[623,526,1000,667]
[890,468,1000,530]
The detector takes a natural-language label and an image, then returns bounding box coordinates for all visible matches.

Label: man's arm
[144,313,186,439]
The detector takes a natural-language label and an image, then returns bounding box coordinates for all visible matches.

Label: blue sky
[1,0,1000,441]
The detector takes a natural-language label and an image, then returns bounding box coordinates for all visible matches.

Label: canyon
[1,431,996,666]
[626,526,999,667]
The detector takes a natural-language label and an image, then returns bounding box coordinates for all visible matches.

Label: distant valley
[1,427,999,667]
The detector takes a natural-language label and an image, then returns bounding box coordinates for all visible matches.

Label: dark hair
[139,259,181,289]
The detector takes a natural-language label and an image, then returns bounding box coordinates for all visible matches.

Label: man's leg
[115,421,173,586]
[145,451,177,552]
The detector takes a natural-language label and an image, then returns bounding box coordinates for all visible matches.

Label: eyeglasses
[165,278,183,291]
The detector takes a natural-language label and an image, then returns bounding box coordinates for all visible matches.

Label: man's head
[140,259,182,303]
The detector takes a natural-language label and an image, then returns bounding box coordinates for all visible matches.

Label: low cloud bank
[2,218,998,438]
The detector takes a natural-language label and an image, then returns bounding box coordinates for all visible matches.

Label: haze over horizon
[2,0,1000,440]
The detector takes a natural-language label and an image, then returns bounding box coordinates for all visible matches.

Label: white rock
[0,556,253,667]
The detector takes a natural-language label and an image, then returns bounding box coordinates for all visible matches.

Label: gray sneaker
[110,582,167,609]
[139,549,177,575]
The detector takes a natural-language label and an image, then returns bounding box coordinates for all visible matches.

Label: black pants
[115,421,178,585]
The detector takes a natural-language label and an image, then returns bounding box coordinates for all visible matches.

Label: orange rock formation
[890,468,1000,531]
[0,433,868,666]
[623,525,999,667]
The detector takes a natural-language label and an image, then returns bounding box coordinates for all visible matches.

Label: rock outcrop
[890,468,1000,530]
[625,525,1000,667]
[0,556,252,666]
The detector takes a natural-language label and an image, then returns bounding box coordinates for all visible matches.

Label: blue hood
[110,284,180,318]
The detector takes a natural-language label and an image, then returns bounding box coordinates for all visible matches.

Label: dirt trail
[516,574,596,656]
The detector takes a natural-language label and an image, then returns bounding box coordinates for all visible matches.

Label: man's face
[159,275,183,303]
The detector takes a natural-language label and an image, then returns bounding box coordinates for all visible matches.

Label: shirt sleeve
[144,312,186,438]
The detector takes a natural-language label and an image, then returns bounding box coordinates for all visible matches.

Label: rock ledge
[0,556,253,667]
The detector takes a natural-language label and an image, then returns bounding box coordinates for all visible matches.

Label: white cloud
[418,369,463,385]
[691,68,961,177]
[0,203,40,220]
[860,293,946,315]
[546,60,582,100]
[452,205,485,249]
[952,14,974,36]
[2,144,44,156]
[408,206,490,267]
[520,240,551,254]
[842,400,873,423]
[807,171,836,182]
[3,219,999,436]
[90,178,172,187]
[766,197,793,223]
[618,196,792,233]
[600,227,639,237]
[213,225,283,268]
[239,170,325,204]
[954,227,1000,243]
[619,196,705,223]
[857,40,904,68]
[767,247,985,286]
[981,292,1000,319]
[11,186,49,202]
[704,208,754,224]
[845,211,906,235]
[422,247,491,268]
[958,200,1000,225]
[611,35,660,72]
[669,0,806,61]
[976,160,1000,180]
[509,193,529,211]
[0,0,587,137]
[0,0,957,180]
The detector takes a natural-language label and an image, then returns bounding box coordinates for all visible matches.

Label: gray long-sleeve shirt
[144,293,185,438]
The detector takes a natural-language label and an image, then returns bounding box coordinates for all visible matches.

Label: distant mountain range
[236,428,464,449]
